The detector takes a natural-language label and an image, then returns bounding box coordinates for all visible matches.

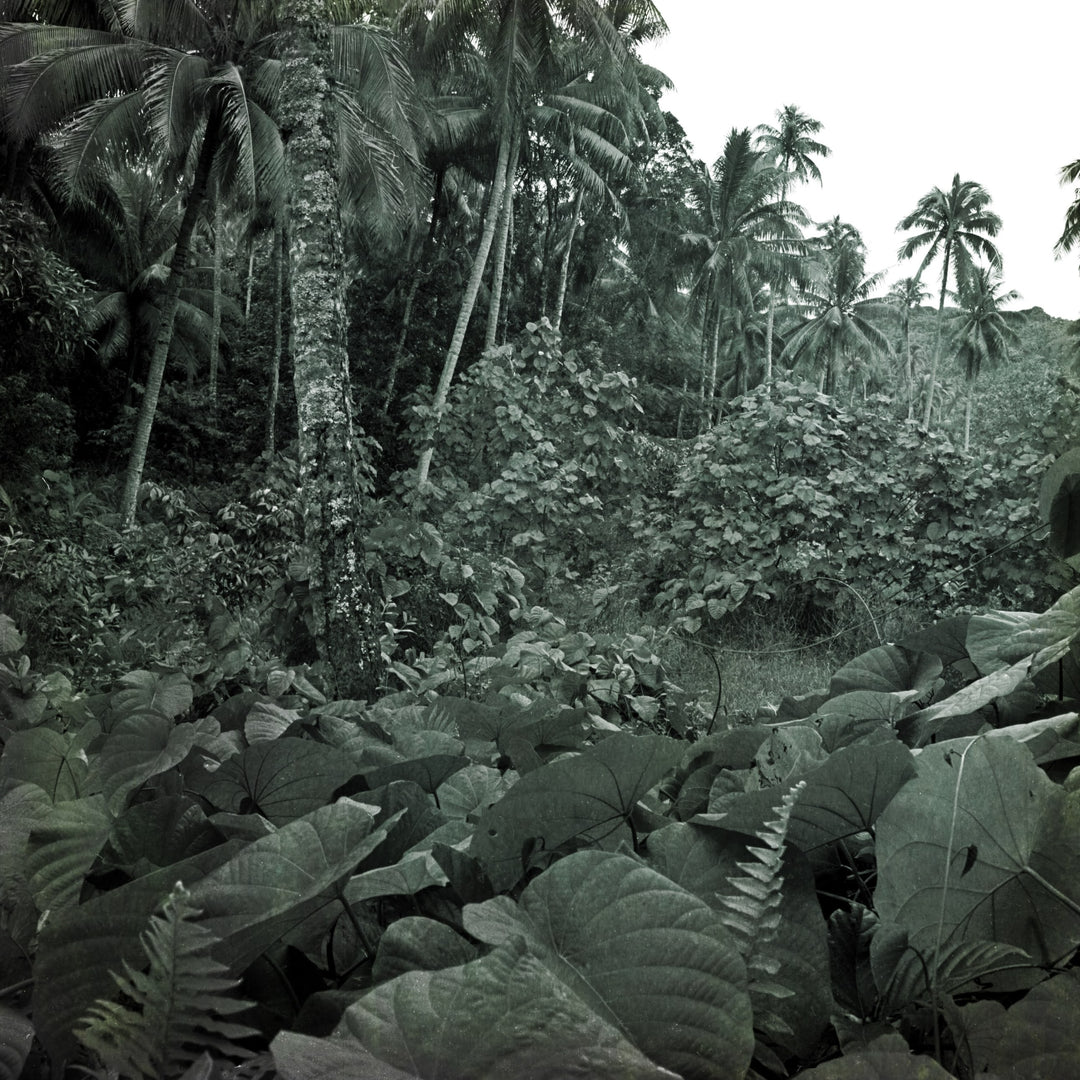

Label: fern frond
[76,882,256,1079]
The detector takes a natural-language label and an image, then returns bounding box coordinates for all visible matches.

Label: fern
[76,883,257,1079]
[717,780,806,1049]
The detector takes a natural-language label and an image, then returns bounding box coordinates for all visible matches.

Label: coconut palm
[887,276,929,418]
[782,219,891,396]
[753,104,830,381]
[1057,156,1080,258]
[950,265,1020,450]
[896,174,1002,430]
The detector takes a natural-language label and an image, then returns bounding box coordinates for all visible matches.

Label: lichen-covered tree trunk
[279,2,384,700]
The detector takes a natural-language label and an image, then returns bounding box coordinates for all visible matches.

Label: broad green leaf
[646,823,830,1056]
[244,700,301,742]
[25,794,112,912]
[925,712,1080,766]
[88,713,197,813]
[810,690,914,726]
[959,969,1080,1078]
[470,733,683,891]
[967,587,1080,676]
[362,754,470,796]
[793,1043,954,1078]
[0,781,50,899]
[32,842,243,1067]
[466,850,753,1079]
[344,851,448,905]
[875,737,1080,965]
[339,938,679,1080]
[828,904,878,1018]
[105,796,220,875]
[752,725,827,785]
[272,1031,417,1080]
[0,614,24,655]
[436,763,512,820]
[0,727,86,801]
[192,738,357,825]
[0,1004,34,1080]
[1040,450,1080,557]
[371,916,478,983]
[897,614,972,668]
[112,670,193,722]
[828,645,941,697]
[187,799,395,971]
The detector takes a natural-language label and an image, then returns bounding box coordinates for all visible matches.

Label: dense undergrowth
[5,327,1080,1077]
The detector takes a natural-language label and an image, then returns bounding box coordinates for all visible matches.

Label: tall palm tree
[1056,155,1080,258]
[684,127,804,421]
[950,265,1020,450]
[782,218,891,396]
[753,104,829,381]
[896,173,1002,430]
[412,0,665,486]
[887,275,929,418]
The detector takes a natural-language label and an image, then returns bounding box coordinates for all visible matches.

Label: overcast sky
[639,0,1080,320]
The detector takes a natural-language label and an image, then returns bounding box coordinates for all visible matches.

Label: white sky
[639,0,1080,320]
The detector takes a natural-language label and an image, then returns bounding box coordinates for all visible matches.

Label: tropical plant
[950,264,1021,450]
[1056,153,1080,258]
[896,173,1002,429]
[887,275,929,418]
[753,103,830,380]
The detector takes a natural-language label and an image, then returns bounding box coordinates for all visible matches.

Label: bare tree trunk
[208,181,223,420]
[963,380,974,451]
[763,292,775,384]
[120,114,220,528]
[923,241,951,430]
[281,0,384,699]
[417,130,513,486]
[552,185,584,333]
[244,233,256,320]
[484,131,519,349]
[265,218,283,456]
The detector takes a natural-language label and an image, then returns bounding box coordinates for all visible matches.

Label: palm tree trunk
[903,318,914,420]
[265,218,283,456]
[484,131,519,349]
[922,243,951,430]
[417,128,513,486]
[281,0,384,699]
[552,185,585,333]
[119,113,220,527]
[763,292,775,384]
[963,380,974,451]
[244,234,256,320]
[208,181,223,420]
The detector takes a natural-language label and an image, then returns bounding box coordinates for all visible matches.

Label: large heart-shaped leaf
[0,727,87,801]
[465,850,753,1080]
[828,645,941,697]
[25,794,112,911]
[192,738,358,825]
[0,1004,34,1080]
[875,736,1080,965]
[338,938,679,1079]
[1040,450,1080,558]
[371,916,478,983]
[470,733,683,891]
[272,1031,417,1080]
[111,670,193,722]
[105,795,220,875]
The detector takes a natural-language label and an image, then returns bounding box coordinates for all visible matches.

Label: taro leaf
[193,738,358,825]
[0,727,87,801]
[111,669,193,722]
[960,969,1080,1079]
[967,585,1080,676]
[897,655,1034,747]
[392,729,464,760]
[358,781,449,869]
[927,713,1080,767]
[0,1004,34,1080]
[430,842,494,905]
[679,726,772,776]
[464,850,753,1080]
[811,690,914,725]
[469,733,683,891]
[792,1042,954,1078]
[0,782,50,903]
[187,799,395,973]
[371,916,478,983]
[786,736,917,853]
[271,1030,417,1080]
[875,737,1080,965]
[828,904,879,1019]
[828,645,942,697]
[897,615,972,668]
[1041,450,1080,558]
[645,822,830,1057]
[88,713,197,812]
[0,614,24,655]
[343,851,448,905]
[25,794,112,912]
[752,726,827,786]
[105,795,220,875]
[32,841,243,1066]
[435,763,512,820]
[361,755,470,796]
[338,938,679,1080]
[244,700,301,742]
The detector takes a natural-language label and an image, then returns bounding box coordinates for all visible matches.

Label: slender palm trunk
[923,243,951,430]
[484,132,519,349]
[552,185,584,333]
[963,380,974,451]
[417,129,513,486]
[208,182,223,420]
[281,1,384,699]
[903,314,914,419]
[120,114,219,527]
[763,297,775,384]
[244,234,256,320]
[264,218,283,456]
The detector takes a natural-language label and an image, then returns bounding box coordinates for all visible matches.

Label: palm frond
[114,0,210,48]
[51,90,149,197]
[142,46,208,161]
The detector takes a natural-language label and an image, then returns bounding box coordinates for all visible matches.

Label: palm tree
[753,104,830,381]
[782,219,891,397]
[887,276,929,418]
[684,128,804,422]
[412,0,665,486]
[950,265,1020,450]
[1056,155,1080,258]
[896,174,1002,430]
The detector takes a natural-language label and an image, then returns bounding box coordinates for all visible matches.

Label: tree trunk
[903,316,914,419]
[763,292,775,384]
[922,241,951,430]
[208,181,223,420]
[552,185,584,333]
[280,1,384,700]
[265,218,283,456]
[120,113,220,527]
[484,131,519,349]
[963,380,974,451]
[244,233,256,320]
[416,129,513,486]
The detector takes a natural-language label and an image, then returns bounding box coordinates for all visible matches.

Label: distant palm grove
[1,0,1079,695]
